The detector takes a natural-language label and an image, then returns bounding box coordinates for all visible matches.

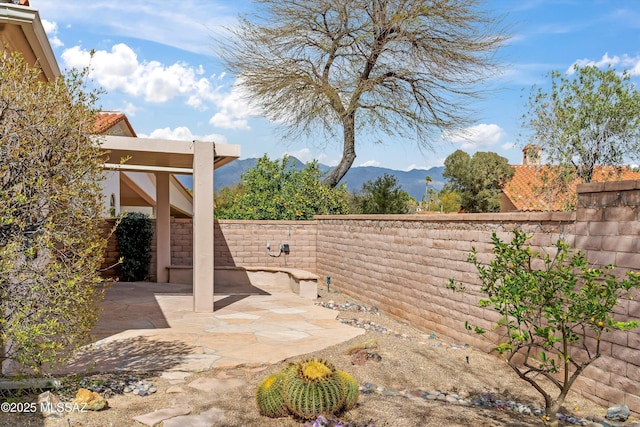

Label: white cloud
[139,126,227,144]
[569,53,640,76]
[60,43,261,129]
[120,101,138,118]
[443,124,507,151]
[41,19,63,48]
[359,160,380,167]
[208,80,262,130]
[61,44,220,105]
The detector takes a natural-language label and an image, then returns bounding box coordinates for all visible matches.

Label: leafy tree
[435,189,462,213]
[221,0,507,187]
[523,65,640,183]
[352,173,414,214]
[447,231,640,426]
[443,149,514,212]
[214,155,349,220]
[0,51,106,373]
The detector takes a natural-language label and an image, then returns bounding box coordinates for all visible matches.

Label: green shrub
[0,50,106,373]
[115,212,153,281]
[447,231,640,426]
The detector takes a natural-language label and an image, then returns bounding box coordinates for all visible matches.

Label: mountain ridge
[177,157,446,201]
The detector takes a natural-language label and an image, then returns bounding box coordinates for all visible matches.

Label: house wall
[101,180,640,413]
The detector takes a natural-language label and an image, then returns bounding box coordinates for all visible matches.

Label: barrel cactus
[256,372,288,417]
[336,370,359,411]
[256,358,360,420]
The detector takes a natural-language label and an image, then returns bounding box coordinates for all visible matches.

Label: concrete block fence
[100,180,640,414]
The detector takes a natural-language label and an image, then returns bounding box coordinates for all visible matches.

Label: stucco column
[155,172,171,283]
[192,141,214,312]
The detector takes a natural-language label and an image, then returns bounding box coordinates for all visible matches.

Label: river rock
[605,404,630,422]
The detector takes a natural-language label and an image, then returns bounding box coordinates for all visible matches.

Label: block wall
[214,220,318,270]
[313,182,640,414]
[572,180,640,411]
[315,213,575,349]
[99,218,121,279]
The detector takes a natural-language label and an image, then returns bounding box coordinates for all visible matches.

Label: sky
[34,0,640,172]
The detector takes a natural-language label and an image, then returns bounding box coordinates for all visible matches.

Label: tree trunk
[323,113,356,188]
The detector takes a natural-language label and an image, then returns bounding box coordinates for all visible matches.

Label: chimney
[522,144,542,165]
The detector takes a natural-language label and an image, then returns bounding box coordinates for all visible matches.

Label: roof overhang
[0,2,60,80]
[100,135,241,173]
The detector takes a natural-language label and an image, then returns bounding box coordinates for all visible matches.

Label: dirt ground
[2,288,638,427]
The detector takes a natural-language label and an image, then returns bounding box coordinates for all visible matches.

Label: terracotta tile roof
[503,165,640,211]
[93,111,137,136]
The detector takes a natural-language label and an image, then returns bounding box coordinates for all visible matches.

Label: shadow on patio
[59,277,364,375]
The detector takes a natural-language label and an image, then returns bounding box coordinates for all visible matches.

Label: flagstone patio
[61,273,364,374]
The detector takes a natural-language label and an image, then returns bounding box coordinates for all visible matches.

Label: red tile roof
[503,165,640,211]
[93,111,137,136]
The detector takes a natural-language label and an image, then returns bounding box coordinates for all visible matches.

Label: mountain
[176,157,446,201]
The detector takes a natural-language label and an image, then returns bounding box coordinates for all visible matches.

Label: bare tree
[221,0,507,187]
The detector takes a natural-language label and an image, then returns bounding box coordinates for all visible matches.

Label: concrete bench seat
[167,265,318,300]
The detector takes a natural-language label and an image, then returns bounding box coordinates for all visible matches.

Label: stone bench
[166,265,318,300]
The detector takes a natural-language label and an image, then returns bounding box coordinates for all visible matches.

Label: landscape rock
[605,404,630,422]
[37,391,61,418]
[351,349,368,366]
[73,388,108,411]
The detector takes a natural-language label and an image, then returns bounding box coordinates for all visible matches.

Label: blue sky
[35,0,640,172]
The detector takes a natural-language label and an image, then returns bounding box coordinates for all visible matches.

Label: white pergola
[101,135,240,312]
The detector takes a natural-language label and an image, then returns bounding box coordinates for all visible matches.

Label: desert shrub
[0,50,106,373]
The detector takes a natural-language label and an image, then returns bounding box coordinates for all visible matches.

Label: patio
[59,274,364,374]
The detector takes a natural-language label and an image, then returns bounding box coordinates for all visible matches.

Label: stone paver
[131,405,192,427]
[57,280,364,375]
[186,377,246,393]
[50,279,368,426]
[162,407,226,427]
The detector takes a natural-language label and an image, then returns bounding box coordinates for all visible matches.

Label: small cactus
[256,373,288,417]
[256,359,360,420]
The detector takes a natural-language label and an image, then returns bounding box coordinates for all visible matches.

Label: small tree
[443,149,514,212]
[214,155,350,220]
[0,50,106,373]
[351,173,414,214]
[435,189,462,213]
[447,231,640,426]
[523,65,640,183]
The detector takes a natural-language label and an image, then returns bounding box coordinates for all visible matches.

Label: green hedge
[115,212,154,281]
